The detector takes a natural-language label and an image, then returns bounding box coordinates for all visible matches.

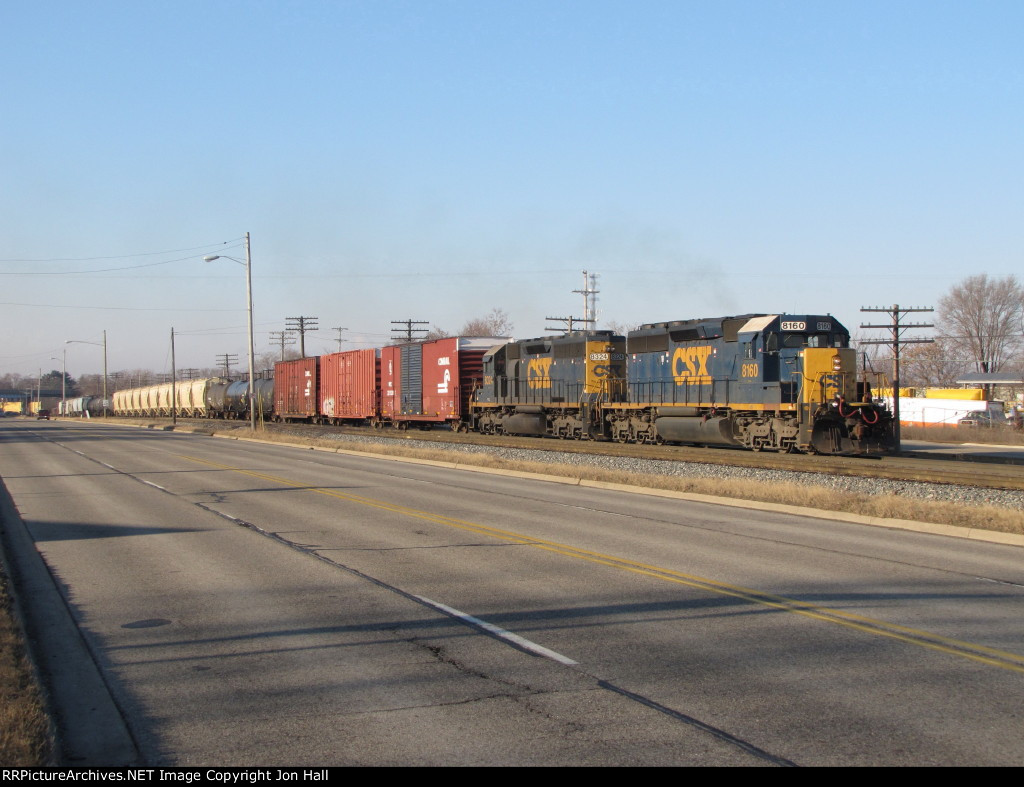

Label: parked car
[958,412,1007,428]
[35,409,50,420]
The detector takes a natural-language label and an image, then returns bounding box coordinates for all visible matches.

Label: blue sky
[2,1,1021,379]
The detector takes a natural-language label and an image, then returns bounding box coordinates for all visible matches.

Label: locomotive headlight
[832,355,843,371]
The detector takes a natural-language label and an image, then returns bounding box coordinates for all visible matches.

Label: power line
[0,239,244,264]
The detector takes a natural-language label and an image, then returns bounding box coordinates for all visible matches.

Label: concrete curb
[0,478,141,766]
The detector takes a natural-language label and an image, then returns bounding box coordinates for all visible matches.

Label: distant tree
[0,372,28,390]
[256,350,299,374]
[897,340,971,389]
[460,308,514,337]
[39,370,79,397]
[938,274,1024,374]
[602,320,635,336]
[78,373,106,397]
[424,326,452,340]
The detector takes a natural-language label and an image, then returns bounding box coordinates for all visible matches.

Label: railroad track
[86,416,1024,493]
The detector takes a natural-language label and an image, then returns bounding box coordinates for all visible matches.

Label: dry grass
[0,567,53,766]
[229,427,1024,537]
[902,424,1024,445]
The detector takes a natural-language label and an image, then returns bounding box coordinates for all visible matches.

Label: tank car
[220,378,274,420]
[471,330,627,439]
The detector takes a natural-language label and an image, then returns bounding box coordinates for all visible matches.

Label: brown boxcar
[319,349,380,424]
[381,337,499,428]
[274,357,319,421]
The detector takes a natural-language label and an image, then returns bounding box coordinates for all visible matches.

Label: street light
[204,232,256,430]
[50,352,66,415]
[66,329,108,416]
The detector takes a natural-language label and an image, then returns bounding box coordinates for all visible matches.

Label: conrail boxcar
[382,337,498,429]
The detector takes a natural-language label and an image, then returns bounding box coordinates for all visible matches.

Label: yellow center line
[179,453,1024,675]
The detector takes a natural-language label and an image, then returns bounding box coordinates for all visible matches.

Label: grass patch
[902,424,1024,445]
[0,565,53,766]
[228,427,1024,538]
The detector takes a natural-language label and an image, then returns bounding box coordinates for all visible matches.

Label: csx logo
[672,345,712,385]
[822,373,843,399]
[527,358,552,389]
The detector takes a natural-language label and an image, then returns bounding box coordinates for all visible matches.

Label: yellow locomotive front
[801,345,894,455]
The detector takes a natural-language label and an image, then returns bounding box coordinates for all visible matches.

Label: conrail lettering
[672,345,712,385]
[527,357,553,389]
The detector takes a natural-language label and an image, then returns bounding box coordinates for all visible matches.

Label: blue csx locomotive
[470,313,893,455]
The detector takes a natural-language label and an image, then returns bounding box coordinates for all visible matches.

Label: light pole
[204,232,256,430]
[50,352,66,415]
[66,330,108,416]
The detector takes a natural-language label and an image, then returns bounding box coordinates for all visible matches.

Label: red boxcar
[274,357,319,421]
[319,349,380,424]
[381,337,499,428]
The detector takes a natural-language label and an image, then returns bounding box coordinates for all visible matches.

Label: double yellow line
[181,453,1024,675]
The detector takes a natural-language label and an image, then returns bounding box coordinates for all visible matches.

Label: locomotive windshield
[766,331,849,351]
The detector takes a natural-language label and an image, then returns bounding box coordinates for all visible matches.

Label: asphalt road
[2,419,1023,766]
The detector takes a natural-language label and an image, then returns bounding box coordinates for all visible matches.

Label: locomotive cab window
[806,333,849,348]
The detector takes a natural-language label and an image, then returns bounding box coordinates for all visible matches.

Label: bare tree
[937,274,1024,373]
[460,307,514,337]
[602,320,635,336]
[424,326,452,340]
[897,340,971,388]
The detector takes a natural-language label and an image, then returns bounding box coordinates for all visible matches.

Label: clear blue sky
[2,0,1021,379]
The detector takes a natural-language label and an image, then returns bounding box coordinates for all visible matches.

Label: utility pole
[171,328,177,426]
[332,326,347,352]
[268,331,296,361]
[286,316,319,357]
[216,353,238,379]
[545,316,588,334]
[860,304,934,452]
[391,319,429,343]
